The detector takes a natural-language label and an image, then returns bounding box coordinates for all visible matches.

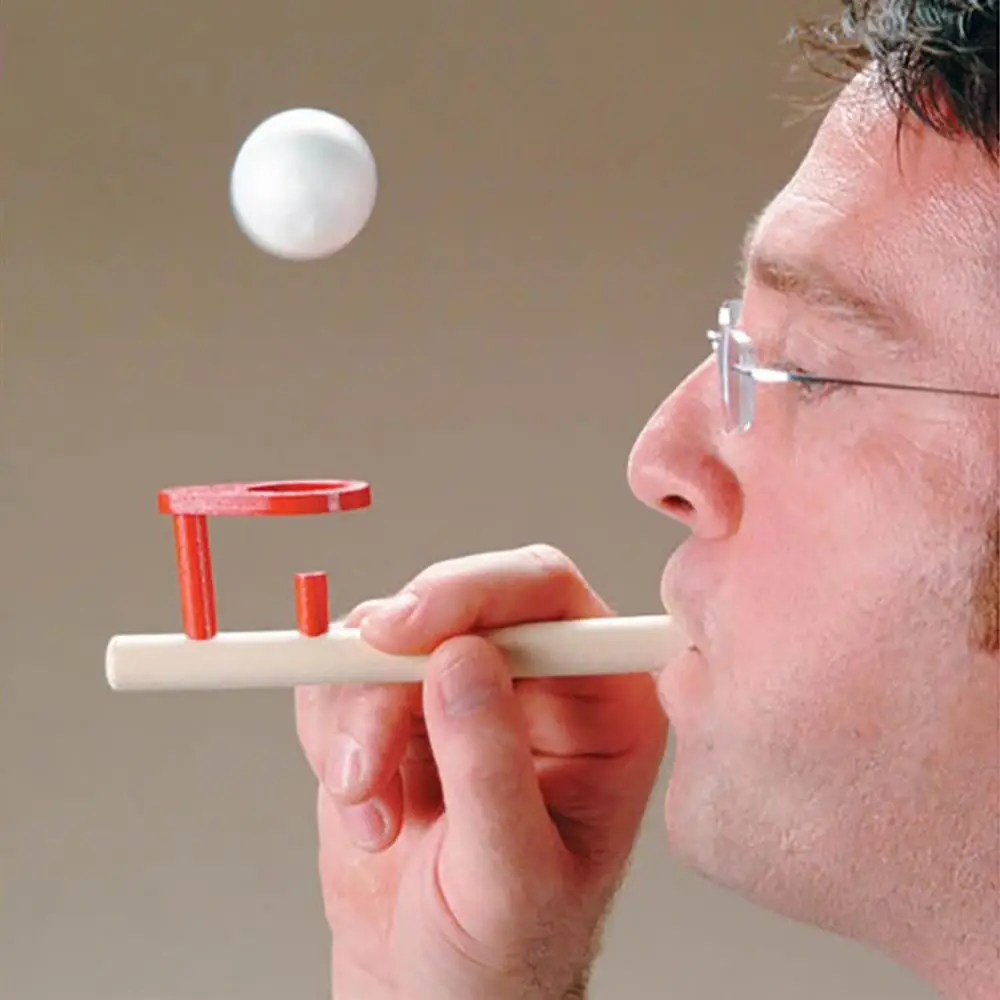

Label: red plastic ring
[158,479,371,517]
[157,479,371,640]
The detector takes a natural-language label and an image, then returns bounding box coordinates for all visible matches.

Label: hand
[295,544,668,1000]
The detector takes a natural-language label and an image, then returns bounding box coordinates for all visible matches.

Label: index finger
[358,544,611,655]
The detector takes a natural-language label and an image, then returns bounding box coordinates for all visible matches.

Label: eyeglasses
[706,298,999,434]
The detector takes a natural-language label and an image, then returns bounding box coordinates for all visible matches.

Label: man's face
[628,71,998,965]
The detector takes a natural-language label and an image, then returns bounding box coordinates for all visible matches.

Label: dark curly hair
[790,1,998,160]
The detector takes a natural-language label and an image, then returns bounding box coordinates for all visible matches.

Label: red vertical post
[295,572,330,636]
[172,513,217,639]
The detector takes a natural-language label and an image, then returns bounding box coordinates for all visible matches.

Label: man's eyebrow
[738,213,910,355]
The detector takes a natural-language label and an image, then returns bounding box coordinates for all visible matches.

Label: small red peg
[295,572,330,637]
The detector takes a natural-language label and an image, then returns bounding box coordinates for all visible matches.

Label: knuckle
[337,682,403,728]
[296,727,324,780]
[379,545,600,638]
[396,555,498,612]
[294,686,334,772]
[341,598,386,625]
[334,685,416,769]
[330,681,369,714]
[436,632,497,664]
[405,554,471,592]
[520,542,581,584]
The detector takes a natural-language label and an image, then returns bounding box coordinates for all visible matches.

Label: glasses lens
[717,299,754,433]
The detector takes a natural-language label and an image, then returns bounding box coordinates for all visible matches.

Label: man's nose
[626,362,742,539]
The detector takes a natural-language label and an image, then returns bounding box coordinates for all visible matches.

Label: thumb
[422,635,563,917]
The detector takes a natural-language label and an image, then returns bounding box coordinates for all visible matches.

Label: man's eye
[773,360,831,396]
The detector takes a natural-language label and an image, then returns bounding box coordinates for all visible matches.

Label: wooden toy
[104,479,687,692]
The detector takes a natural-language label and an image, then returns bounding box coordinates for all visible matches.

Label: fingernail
[327,734,365,795]
[367,591,420,628]
[439,653,500,715]
[342,800,388,848]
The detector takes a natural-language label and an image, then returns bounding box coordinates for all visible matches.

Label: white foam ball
[230,108,378,260]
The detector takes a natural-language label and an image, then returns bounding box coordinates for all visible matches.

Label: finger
[341,598,387,628]
[325,682,422,811]
[535,727,666,867]
[312,679,418,851]
[294,599,386,778]
[359,544,610,654]
[422,636,563,907]
[298,597,418,803]
[515,673,666,759]
[295,683,335,781]
[332,767,405,853]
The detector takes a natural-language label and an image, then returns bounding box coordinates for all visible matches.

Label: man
[295,2,999,998]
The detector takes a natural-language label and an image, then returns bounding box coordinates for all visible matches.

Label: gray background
[3,1,936,997]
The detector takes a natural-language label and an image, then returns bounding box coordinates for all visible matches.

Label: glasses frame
[707,298,999,434]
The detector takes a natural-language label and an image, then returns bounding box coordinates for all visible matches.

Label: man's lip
[663,604,703,654]
[656,644,706,705]
[660,541,712,652]
[660,561,703,651]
